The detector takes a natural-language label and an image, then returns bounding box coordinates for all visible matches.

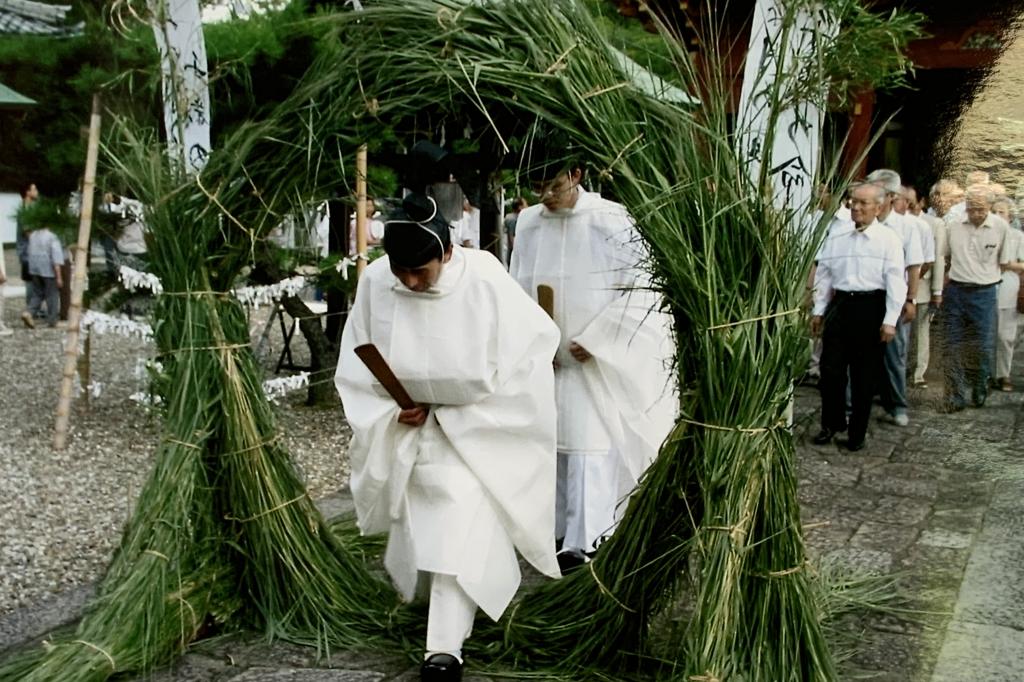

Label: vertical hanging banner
[151,0,211,173]
[737,0,837,216]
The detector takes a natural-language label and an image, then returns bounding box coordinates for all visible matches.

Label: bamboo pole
[54,94,102,450]
[78,331,92,410]
[355,144,368,278]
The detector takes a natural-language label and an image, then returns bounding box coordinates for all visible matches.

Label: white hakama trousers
[555,449,621,554]
[426,573,476,657]
[995,307,1019,380]
[385,418,521,655]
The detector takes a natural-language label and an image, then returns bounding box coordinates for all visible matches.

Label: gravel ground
[0,296,351,617]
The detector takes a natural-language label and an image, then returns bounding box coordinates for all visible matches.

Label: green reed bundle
[0,133,402,682]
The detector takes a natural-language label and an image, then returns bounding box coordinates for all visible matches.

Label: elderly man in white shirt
[992,199,1024,391]
[909,182,946,387]
[866,169,923,426]
[945,171,989,225]
[812,183,907,452]
[940,184,1011,411]
[898,185,946,388]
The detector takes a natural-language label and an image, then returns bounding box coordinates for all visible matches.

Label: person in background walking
[503,196,528,254]
[15,182,38,307]
[812,183,906,451]
[0,240,11,337]
[908,183,948,388]
[940,184,1009,411]
[992,198,1024,392]
[866,169,923,427]
[21,221,64,329]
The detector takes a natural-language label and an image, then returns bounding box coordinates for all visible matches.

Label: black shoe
[421,653,463,682]
[556,549,588,576]
[841,437,865,452]
[972,391,987,408]
[812,428,837,445]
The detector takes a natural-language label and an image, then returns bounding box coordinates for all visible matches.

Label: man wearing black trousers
[811,183,907,451]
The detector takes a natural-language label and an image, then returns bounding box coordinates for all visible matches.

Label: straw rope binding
[225,493,309,523]
[71,640,115,671]
[587,561,636,613]
[223,435,282,457]
[705,308,801,332]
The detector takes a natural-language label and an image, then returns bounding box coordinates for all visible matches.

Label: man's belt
[949,280,998,290]
[833,289,884,297]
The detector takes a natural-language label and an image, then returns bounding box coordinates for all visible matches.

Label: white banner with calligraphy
[151,0,211,173]
[737,1,837,217]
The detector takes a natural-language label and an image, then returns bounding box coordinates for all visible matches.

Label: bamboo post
[355,144,368,278]
[54,94,102,450]
[78,331,92,409]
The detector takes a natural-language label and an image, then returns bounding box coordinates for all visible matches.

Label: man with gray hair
[946,172,989,225]
[940,184,1010,411]
[811,182,906,451]
[898,185,945,388]
[866,169,923,426]
[906,181,956,387]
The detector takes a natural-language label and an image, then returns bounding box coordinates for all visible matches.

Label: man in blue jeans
[940,185,1010,411]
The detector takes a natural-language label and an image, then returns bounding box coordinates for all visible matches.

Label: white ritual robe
[335,247,560,620]
[509,190,676,491]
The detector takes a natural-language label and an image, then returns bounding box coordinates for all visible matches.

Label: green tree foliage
[0,0,309,194]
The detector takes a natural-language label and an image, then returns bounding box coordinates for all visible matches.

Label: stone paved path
[792,320,1024,681]
[2,342,1023,680]
[793,376,1024,681]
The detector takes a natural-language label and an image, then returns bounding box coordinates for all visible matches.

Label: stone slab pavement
[792,331,1024,682]
[3,340,1024,679]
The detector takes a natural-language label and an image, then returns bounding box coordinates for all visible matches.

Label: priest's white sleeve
[573,218,676,484]
[335,271,418,535]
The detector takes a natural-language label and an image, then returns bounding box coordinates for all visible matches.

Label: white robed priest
[510,152,676,573]
[335,192,561,682]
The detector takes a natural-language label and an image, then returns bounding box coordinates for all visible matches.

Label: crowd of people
[811,169,1024,451]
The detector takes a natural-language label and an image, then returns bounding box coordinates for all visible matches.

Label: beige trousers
[995,307,1019,380]
[911,302,931,384]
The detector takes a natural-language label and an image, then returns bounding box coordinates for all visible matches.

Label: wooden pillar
[843,88,875,179]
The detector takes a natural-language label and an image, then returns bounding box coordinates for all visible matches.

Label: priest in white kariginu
[335,193,561,682]
[510,156,676,574]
